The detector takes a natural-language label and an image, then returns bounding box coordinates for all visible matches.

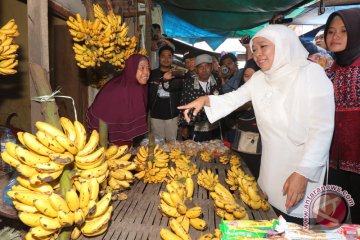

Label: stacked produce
[174,154,198,176]
[66,4,143,70]
[159,178,208,239]
[196,169,219,192]
[2,117,113,239]
[210,183,249,220]
[134,145,169,183]
[199,151,212,162]
[197,229,222,240]
[218,155,230,165]
[226,165,270,211]
[105,145,137,200]
[167,166,193,181]
[0,19,19,75]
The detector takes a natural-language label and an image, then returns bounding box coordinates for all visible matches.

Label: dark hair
[158,45,174,56]
[219,53,237,65]
[152,23,161,30]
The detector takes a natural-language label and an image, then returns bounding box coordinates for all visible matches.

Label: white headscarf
[250,25,312,145]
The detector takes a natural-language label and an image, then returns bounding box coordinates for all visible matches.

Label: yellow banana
[185,177,194,199]
[233,207,247,219]
[247,186,261,202]
[58,210,74,227]
[22,132,54,156]
[16,176,53,194]
[74,120,87,151]
[29,225,57,238]
[261,200,270,211]
[159,191,175,207]
[169,218,191,240]
[55,135,78,155]
[82,222,108,237]
[15,144,50,166]
[66,188,80,212]
[16,131,25,145]
[79,180,90,209]
[75,147,104,165]
[110,168,133,180]
[36,130,65,153]
[74,208,85,226]
[159,202,181,218]
[108,145,128,160]
[35,121,66,138]
[181,216,190,233]
[159,228,183,240]
[29,169,63,184]
[13,200,38,213]
[60,117,76,142]
[1,19,16,30]
[34,198,58,218]
[249,199,262,210]
[79,161,108,179]
[81,206,113,235]
[16,163,39,178]
[12,190,49,206]
[74,154,104,170]
[185,206,202,219]
[134,170,145,179]
[4,141,18,158]
[18,212,42,227]
[189,218,207,230]
[76,130,99,157]
[89,178,100,201]
[39,216,61,230]
[49,192,70,212]
[71,226,82,240]
[35,161,64,173]
[1,151,21,168]
[88,192,112,218]
[105,145,118,159]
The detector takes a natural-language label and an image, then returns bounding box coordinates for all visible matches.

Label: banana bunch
[218,155,230,165]
[225,165,246,191]
[1,118,88,185]
[198,229,222,240]
[175,155,198,175]
[134,145,169,183]
[196,169,219,191]
[229,154,241,166]
[210,183,249,220]
[160,218,192,240]
[0,19,20,75]
[8,177,113,239]
[199,151,212,163]
[167,167,193,182]
[238,176,270,211]
[67,4,140,70]
[169,148,182,162]
[106,145,137,196]
[138,48,147,56]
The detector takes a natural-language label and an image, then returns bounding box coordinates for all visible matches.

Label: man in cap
[183,50,197,79]
[148,45,184,142]
[179,54,222,141]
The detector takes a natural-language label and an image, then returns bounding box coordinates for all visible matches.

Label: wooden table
[81,154,278,240]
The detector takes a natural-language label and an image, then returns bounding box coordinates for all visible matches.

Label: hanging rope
[31,88,78,121]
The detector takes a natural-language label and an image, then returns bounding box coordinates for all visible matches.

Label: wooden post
[28,0,61,130]
[144,0,152,54]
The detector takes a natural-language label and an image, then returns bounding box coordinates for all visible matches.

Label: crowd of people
[86,8,360,225]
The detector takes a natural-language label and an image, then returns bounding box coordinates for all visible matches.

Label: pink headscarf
[87,54,149,142]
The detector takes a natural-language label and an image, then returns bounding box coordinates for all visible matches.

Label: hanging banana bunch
[0,19,20,75]
[67,4,145,70]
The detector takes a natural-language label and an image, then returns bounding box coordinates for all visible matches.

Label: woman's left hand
[282,172,308,210]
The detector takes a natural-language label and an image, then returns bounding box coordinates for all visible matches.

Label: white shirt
[205,62,334,217]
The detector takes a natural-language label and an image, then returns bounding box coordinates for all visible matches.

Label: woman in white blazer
[179,25,335,223]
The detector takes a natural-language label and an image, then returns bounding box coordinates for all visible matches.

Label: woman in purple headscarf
[325,8,360,224]
[87,54,150,146]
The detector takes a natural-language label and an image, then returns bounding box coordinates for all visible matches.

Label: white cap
[195,54,212,66]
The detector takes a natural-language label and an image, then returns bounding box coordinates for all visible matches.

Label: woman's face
[252,37,275,71]
[243,68,256,82]
[326,16,347,53]
[136,59,150,85]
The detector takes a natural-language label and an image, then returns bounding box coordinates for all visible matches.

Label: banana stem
[84,0,95,21]
[58,166,72,240]
[99,119,108,148]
